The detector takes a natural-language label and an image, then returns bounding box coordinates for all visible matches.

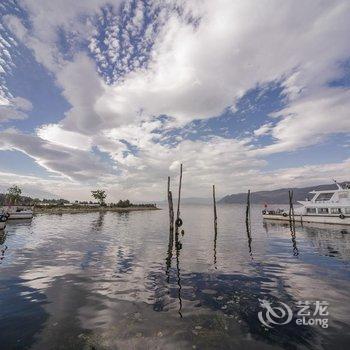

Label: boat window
[330,208,341,214]
[317,208,329,214]
[345,208,350,214]
[310,194,318,201]
[315,192,334,202]
[306,208,316,214]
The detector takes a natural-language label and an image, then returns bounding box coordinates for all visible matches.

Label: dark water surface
[1,204,350,349]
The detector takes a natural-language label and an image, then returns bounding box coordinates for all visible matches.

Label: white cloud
[253,123,273,137]
[0,96,32,123]
[0,129,113,182]
[55,54,106,134]
[53,0,350,140]
[37,124,92,151]
[256,88,350,154]
[0,95,9,106]
[8,0,121,70]
[7,1,350,134]
[0,170,93,201]
[1,0,350,199]
[259,158,350,191]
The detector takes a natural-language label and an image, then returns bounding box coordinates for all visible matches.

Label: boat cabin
[299,183,350,217]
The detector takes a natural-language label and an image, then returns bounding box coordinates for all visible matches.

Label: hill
[219,182,348,204]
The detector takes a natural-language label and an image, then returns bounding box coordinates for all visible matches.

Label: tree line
[0,186,156,208]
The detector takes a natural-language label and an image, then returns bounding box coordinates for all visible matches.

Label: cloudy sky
[0,0,349,201]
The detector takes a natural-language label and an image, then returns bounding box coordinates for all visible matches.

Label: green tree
[116,199,132,208]
[6,185,22,205]
[91,190,107,206]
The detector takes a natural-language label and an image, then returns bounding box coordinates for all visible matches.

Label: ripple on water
[0,205,350,349]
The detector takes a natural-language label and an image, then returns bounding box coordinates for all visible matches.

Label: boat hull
[263,214,350,225]
[8,212,33,220]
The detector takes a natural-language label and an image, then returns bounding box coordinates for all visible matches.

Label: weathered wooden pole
[288,190,295,224]
[245,189,251,226]
[167,176,174,231]
[175,163,183,228]
[213,185,217,227]
[245,189,253,258]
[288,190,291,219]
[213,185,218,267]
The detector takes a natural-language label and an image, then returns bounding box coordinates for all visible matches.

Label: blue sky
[0,0,349,201]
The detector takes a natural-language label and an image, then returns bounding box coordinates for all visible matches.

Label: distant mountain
[219,182,349,204]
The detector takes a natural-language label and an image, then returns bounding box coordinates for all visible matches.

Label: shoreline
[34,206,160,215]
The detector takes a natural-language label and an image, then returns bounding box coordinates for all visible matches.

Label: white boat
[262,182,350,225]
[1,206,34,220]
[0,213,9,230]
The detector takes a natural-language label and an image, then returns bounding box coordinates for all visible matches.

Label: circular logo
[258,299,293,328]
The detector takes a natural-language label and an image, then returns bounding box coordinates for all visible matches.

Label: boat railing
[262,208,286,215]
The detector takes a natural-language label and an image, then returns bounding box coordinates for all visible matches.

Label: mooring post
[167,176,174,231]
[245,189,253,258]
[245,189,251,226]
[175,163,183,228]
[213,185,218,267]
[288,190,295,223]
[288,190,291,220]
[213,185,217,227]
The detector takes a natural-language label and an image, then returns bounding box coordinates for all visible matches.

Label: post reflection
[213,221,218,268]
[289,220,299,257]
[0,231,7,265]
[91,211,106,232]
[175,230,183,318]
[165,226,174,283]
[165,217,183,317]
[245,218,253,259]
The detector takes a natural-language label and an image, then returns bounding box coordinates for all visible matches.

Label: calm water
[1,204,350,349]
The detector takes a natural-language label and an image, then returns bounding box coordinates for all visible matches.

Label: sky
[0,0,349,202]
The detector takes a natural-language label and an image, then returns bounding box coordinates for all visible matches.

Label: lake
[1,204,350,349]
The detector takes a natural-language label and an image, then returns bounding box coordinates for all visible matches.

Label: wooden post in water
[176,164,183,228]
[167,176,174,231]
[245,189,253,258]
[288,190,295,224]
[288,190,298,255]
[213,185,218,228]
[245,189,251,226]
[213,185,218,267]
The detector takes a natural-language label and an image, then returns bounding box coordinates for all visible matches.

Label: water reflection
[165,226,174,283]
[213,218,218,268]
[6,218,33,227]
[265,221,350,261]
[91,211,106,232]
[165,211,184,317]
[1,206,350,349]
[302,225,350,260]
[289,222,299,257]
[0,231,7,264]
[174,230,183,318]
[245,216,253,259]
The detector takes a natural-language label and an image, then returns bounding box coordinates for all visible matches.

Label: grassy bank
[34,206,160,215]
